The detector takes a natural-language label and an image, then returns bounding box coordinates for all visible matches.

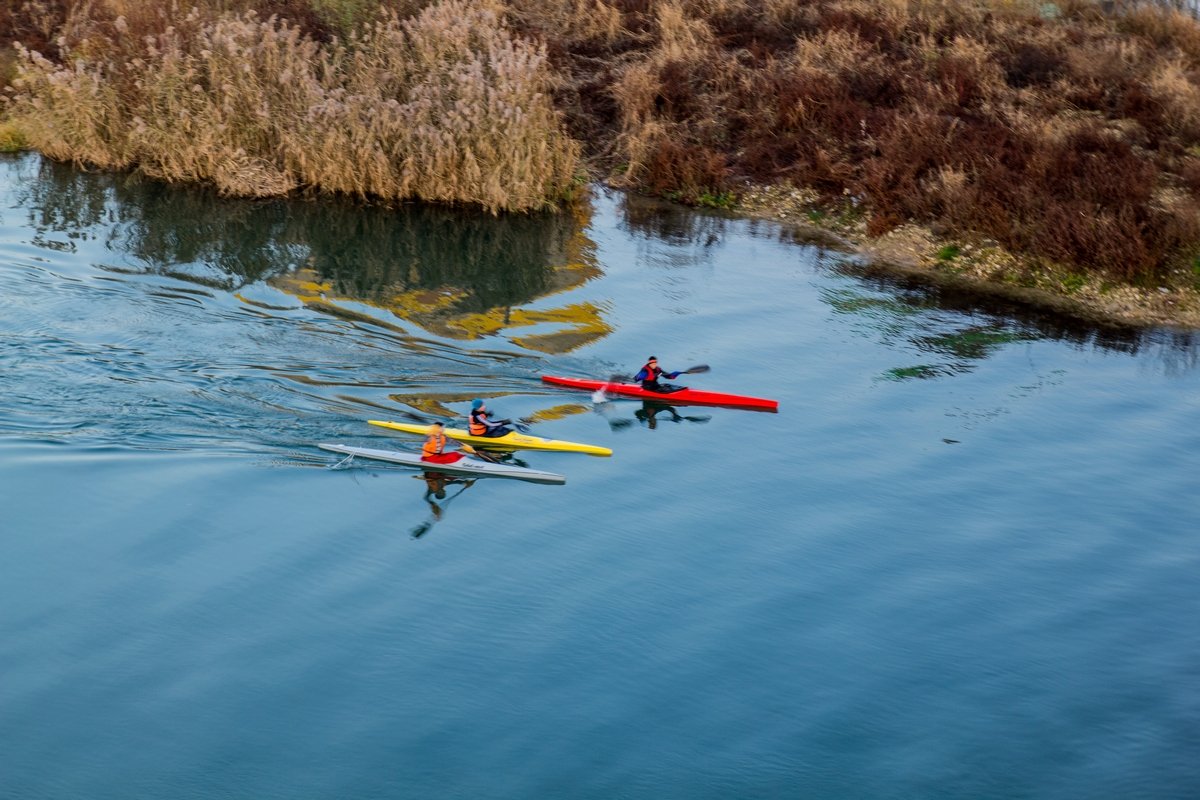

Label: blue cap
[471,399,483,410]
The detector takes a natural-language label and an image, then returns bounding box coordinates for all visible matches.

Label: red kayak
[541,375,779,412]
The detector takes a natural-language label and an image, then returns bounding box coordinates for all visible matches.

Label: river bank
[7,0,1200,327]
[4,130,1197,328]
[734,183,1200,330]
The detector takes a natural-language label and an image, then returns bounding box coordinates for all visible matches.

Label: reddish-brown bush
[641,137,728,200]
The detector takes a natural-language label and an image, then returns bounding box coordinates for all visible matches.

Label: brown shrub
[1119,4,1200,65]
[922,35,1009,110]
[0,0,72,60]
[641,136,728,199]
[1001,39,1067,87]
[1146,58,1200,139]
[858,109,966,233]
[506,0,625,49]
[1179,155,1200,195]
[974,119,1180,280]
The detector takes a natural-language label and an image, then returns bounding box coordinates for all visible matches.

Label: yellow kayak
[367,420,612,457]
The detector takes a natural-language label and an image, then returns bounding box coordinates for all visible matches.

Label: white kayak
[318,444,566,485]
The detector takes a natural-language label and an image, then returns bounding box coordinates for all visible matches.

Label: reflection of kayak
[367,420,612,457]
[541,375,779,412]
[318,444,566,484]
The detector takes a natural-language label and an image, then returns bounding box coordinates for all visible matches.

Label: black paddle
[460,443,500,463]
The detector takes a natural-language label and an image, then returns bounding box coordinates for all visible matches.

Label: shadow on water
[617,190,848,252]
[13,156,610,353]
[633,401,712,430]
[618,192,734,247]
[411,473,477,539]
[592,399,711,432]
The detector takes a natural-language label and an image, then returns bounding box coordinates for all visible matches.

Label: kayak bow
[367,420,612,456]
[541,375,779,412]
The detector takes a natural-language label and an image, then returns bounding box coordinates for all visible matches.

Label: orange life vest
[422,431,447,457]
[468,410,488,436]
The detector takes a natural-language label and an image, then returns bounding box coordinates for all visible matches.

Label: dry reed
[9,0,580,212]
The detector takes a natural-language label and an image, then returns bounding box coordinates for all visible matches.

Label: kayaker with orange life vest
[421,422,464,464]
[468,399,514,438]
[633,356,682,393]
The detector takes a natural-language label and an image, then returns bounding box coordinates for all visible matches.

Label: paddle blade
[682,364,710,374]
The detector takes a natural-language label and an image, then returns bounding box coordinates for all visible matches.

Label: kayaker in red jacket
[633,356,681,392]
[421,422,465,464]
[468,399,514,438]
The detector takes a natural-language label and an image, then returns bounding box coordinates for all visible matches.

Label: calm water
[2,153,1198,799]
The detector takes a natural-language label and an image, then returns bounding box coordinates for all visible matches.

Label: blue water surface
[1,154,1198,799]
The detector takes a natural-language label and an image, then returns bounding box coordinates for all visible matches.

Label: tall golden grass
[7,0,1200,280]
[9,0,580,212]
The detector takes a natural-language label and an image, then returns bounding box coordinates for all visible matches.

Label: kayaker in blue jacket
[468,399,514,438]
[634,356,681,393]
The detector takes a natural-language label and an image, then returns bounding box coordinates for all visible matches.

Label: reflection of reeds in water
[268,190,611,351]
[21,158,300,285]
[15,154,610,351]
[618,191,730,247]
[272,257,609,352]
